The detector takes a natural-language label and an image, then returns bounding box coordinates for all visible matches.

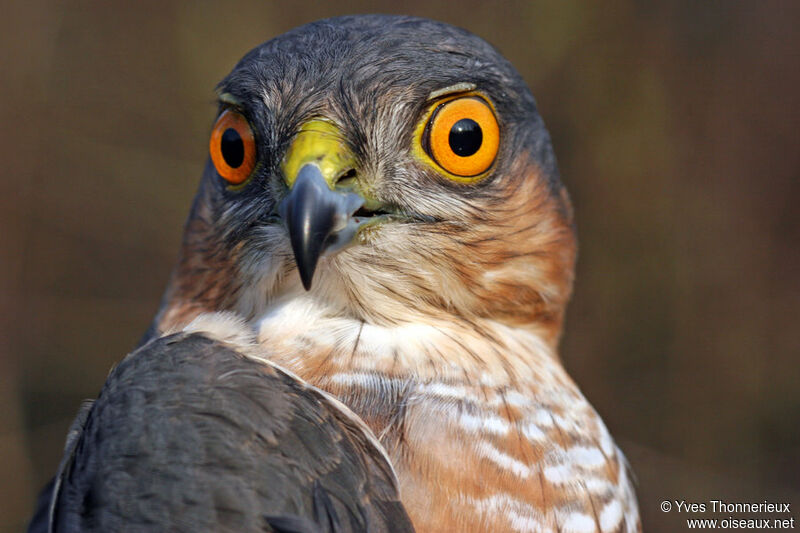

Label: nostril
[333,168,357,188]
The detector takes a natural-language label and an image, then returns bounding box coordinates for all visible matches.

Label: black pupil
[448,118,483,157]
[220,128,245,168]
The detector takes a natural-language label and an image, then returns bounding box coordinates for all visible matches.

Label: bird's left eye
[422,96,499,179]
[209,109,257,185]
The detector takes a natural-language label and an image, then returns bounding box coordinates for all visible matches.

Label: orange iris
[427,97,499,177]
[209,109,257,185]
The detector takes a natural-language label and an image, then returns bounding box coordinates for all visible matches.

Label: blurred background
[2,1,798,531]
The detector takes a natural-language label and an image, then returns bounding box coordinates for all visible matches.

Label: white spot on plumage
[508,513,548,533]
[560,511,597,533]
[582,476,614,494]
[504,389,532,407]
[463,494,548,533]
[328,371,407,391]
[533,409,555,427]
[553,413,579,432]
[543,463,575,484]
[597,420,617,457]
[417,382,474,402]
[479,372,500,387]
[458,412,510,435]
[521,421,546,441]
[543,445,607,488]
[600,500,623,532]
[477,441,531,478]
[566,446,606,469]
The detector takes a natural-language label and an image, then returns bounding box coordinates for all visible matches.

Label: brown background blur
[2,1,798,531]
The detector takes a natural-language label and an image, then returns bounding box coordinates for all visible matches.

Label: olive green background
[2,1,798,531]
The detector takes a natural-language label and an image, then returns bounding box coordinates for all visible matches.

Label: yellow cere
[281,119,358,190]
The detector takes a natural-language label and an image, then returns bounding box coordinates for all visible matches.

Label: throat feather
[254,297,559,387]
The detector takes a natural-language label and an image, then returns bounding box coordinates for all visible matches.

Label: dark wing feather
[28,333,413,533]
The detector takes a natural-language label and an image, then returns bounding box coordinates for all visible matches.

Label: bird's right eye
[209,109,257,185]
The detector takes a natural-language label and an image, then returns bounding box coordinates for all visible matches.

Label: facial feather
[158,119,574,346]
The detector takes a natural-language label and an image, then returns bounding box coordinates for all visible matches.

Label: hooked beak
[278,119,363,290]
[278,164,363,290]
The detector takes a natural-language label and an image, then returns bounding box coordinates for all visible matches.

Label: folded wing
[30,333,413,533]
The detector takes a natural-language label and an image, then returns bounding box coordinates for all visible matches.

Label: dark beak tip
[288,223,320,291]
[296,256,315,291]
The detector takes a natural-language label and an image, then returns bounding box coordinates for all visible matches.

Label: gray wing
[29,333,413,533]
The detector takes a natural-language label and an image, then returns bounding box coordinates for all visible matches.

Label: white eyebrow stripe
[428,82,477,100]
[218,92,242,106]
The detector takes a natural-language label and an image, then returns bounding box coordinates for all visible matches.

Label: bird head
[156,15,576,345]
